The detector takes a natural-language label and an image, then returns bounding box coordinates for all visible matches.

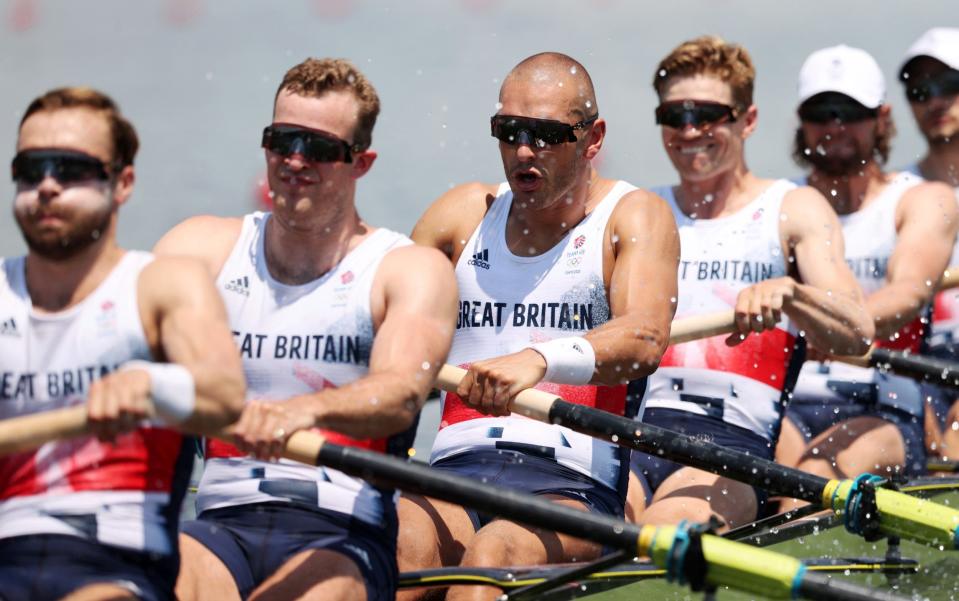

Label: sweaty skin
[9,105,245,601]
[157,87,457,601]
[625,72,871,530]
[398,53,679,601]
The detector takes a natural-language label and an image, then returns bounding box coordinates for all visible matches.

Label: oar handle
[436,364,556,421]
[942,266,959,290]
[669,310,736,344]
[0,404,87,456]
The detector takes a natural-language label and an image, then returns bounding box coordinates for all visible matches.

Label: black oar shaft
[798,573,907,601]
[870,348,959,390]
[314,443,643,551]
[549,400,828,503]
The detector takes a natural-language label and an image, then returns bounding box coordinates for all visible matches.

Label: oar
[0,411,897,601]
[435,363,959,550]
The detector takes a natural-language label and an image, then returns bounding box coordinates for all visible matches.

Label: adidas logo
[225,276,250,296]
[467,249,491,270]
[0,317,19,337]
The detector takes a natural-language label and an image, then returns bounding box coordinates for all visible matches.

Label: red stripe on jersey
[660,328,796,389]
[934,290,959,324]
[0,428,183,501]
[440,376,626,429]
[876,316,925,352]
[206,429,388,459]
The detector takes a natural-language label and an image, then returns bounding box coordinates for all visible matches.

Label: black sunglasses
[798,101,878,124]
[262,124,358,163]
[903,69,959,103]
[490,114,597,147]
[11,149,113,186]
[655,100,738,129]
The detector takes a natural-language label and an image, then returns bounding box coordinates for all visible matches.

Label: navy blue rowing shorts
[0,534,176,601]
[181,502,396,600]
[629,408,773,515]
[430,448,624,531]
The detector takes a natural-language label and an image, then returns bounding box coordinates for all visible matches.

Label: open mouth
[512,169,543,192]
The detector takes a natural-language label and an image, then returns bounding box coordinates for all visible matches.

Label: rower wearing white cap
[776,45,959,500]
[897,28,959,457]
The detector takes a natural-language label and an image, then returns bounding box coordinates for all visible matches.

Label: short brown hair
[653,36,756,112]
[275,58,380,151]
[20,87,139,169]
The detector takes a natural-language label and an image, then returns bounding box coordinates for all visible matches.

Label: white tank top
[643,180,801,442]
[0,251,192,556]
[196,212,413,528]
[430,181,645,494]
[793,172,925,398]
[902,163,959,346]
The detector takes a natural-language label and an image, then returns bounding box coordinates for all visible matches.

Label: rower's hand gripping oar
[0,409,898,600]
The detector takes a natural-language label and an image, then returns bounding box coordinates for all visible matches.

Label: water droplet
[421,361,431,370]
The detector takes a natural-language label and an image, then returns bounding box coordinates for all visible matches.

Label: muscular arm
[141,257,246,435]
[587,190,679,383]
[781,187,873,355]
[235,245,458,448]
[152,215,242,277]
[300,246,457,438]
[869,181,958,341]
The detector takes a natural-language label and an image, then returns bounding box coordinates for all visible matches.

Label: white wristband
[528,336,596,385]
[121,360,196,424]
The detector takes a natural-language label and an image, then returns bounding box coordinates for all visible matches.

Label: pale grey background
[1,0,956,258]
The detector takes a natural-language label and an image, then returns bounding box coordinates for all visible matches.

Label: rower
[0,87,245,601]
[154,59,457,601]
[897,28,959,457]
[397,52,679,601]
[777,45,959,503]
[626,36,872,529]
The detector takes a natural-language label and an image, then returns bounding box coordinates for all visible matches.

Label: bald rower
[397,52,679,601]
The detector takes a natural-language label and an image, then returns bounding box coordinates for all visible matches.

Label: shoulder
[781,184,834,216]
[153,214,245,276]
[378,243,455,280]
[901,178,958,209]
[609,186,676,229]
[137,254,220,313]
[420,182,499,222]
[412,181,500,250]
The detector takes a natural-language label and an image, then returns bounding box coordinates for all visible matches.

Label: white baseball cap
[900,27,959,75]
[797,44,886,109]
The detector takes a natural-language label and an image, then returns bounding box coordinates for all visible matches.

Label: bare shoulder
[378,243,456,285]
[781,185,838,233]
[153,215,244,276]
[137,254,220,314]
[412,182,498,247]
[901,179,959,213]
[609,187,677,233]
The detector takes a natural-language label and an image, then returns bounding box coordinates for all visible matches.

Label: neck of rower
[26,231,125,313]
[674,162,760,219]
[506,166,611,256]
[918,137,959,188]
[808,161,888,215]
[264,206,369,285]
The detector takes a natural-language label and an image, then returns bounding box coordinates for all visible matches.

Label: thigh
[175,532,242,601]
[397,493,477,570]
[798,416,906,478]
[774,417,807,468]
[250,549,366,601]
[465,495,603,567]
[639,466,758,531]
[625,470,648,523]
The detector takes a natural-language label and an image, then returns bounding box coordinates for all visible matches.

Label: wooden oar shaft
[0,405,87,456]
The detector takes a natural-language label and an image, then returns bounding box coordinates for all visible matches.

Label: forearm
[588,319,669,385]
[297,371,428,439]
[866,281,932,342]
[787,283,872,355]
[179,363,246,436]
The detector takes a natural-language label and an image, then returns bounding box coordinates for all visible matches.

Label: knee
[397,499,441,570]
[459,532,514,569]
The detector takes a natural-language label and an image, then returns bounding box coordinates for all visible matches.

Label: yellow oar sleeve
[638,525,805,599]
[824,478,959,548]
